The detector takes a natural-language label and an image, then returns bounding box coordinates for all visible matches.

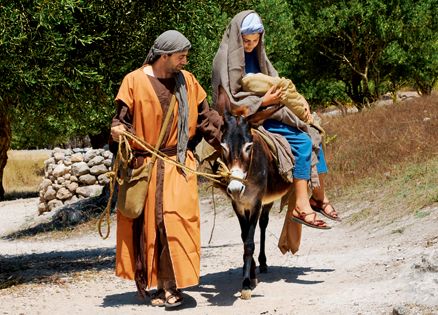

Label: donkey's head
[216,86,282,200]
[220,112,253,199]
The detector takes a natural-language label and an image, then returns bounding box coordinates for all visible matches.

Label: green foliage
[286,0,437,107]
[1,0,115,148]
[1,0,437,149]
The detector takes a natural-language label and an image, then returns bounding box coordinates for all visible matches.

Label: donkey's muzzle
[227,179,246,199]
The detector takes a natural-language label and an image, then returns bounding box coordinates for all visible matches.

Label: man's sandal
[150,289,165,307]
[291,208,331,230]
[309,197,341,222]
[164,289,183,308]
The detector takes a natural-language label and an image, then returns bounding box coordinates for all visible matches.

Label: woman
[212,10,340,230]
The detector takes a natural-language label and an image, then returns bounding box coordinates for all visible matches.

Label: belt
[131,146,178,168]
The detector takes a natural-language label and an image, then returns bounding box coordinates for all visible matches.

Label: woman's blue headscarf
[240,13,264,35]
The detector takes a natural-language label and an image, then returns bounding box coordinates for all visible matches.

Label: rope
[120,131,233,184]
[97,131,237,239]
[208,185,217,245]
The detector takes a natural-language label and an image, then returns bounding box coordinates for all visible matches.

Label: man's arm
[196,99,223,150]
[111,101,134,141]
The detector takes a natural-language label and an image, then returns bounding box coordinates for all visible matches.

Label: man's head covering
[240,12,264,35]
[144,30,191,64]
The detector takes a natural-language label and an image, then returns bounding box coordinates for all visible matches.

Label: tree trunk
[0,110,12,200]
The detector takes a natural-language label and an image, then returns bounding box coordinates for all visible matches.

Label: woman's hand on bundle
[261,86,282,107]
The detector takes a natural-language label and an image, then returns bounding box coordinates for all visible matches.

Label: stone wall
[38,148,113,214]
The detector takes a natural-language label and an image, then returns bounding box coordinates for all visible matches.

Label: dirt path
[1,195,437,315]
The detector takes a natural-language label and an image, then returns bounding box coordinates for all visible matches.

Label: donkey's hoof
[250,278,258,289]
[259,265,268,273]
[240,289,252,300]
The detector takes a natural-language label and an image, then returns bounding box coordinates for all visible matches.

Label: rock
[38,202,48,214]
[87,156,104,167]
[66,182,79,193]
[84,150,98,162]
[102,151,113,159]
[38,178,52,192]
[64,195,79,205]
[47,199,63,211]
[56,187,73,200]
[76,185,103,198]
[71,153,84,163]
[98,174,110,185]
[103,159,113,167]
[79,174,97,185]
[90,164,108,176]
[43,187,57,201]
[53,152,65,161]
[71,162,90,177]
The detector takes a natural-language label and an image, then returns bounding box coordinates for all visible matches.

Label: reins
[97,131,240,239]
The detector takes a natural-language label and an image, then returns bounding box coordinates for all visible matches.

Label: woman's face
[242,33,261,53]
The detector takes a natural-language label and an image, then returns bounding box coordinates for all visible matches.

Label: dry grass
[323,94,438,191]
[320,94,438,222]
[3,150,50,196]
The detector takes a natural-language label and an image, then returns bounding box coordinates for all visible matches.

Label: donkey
[215,87,292,299]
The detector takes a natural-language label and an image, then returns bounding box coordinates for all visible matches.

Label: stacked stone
[38,147,113,214]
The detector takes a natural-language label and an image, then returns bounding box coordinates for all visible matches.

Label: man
[111,30,222,308]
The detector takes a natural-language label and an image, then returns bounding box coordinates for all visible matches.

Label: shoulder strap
[145,94,176,181]
[155,94,176,149]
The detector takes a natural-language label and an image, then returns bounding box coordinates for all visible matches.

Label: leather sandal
[150,288,165,307]
[291,208,331,230]
[164,289,183,308]
[310,197,341,222]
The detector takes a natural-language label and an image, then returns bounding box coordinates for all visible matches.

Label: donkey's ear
[247,105,283,126]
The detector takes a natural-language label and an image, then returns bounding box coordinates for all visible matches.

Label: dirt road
[0,194,437,315]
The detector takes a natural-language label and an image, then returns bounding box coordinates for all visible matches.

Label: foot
[164,289,183,308]
[309,197,341,221]
[150,288,165,307]
[291,207,331,230]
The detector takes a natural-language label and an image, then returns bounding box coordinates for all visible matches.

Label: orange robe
[115,67,206,289]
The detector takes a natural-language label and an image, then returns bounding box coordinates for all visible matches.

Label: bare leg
[311,173,329,203]
[310,174,340,220]
[292,179,329,228]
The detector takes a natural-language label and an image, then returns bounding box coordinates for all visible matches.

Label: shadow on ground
[185,265,333,306]
[102,291,198,311]
[3,191,39,200]
[0,247,115,289]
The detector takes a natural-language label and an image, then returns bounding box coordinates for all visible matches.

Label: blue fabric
[263,120,328,180]
[241,12,264,35]
[244,50,261,75]
[316,143,328,174]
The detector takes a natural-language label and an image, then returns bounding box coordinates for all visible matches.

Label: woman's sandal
[291,208,331,230]
[150,288,166,307]
[309,197,342,222]
[165,289,184,308]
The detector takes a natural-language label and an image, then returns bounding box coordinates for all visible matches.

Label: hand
[261,86,282,107]
[111,124,127,141]
[300,100,314,122]
[303,105,311,122]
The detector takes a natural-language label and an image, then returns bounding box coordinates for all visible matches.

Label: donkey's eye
[242,142,253,158]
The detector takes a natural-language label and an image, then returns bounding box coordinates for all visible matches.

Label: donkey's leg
[258,202,273,273]
[237,208,260,299]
